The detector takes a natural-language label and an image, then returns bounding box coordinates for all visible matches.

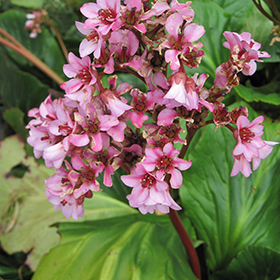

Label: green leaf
[180,105,280,271]
[234,83,280,105]
[3,107,27,141]
[33,215,198,280]
[10,0,43,8]
[240,1,273,48]
[211,246,280,280]
[209,0,254,33]
[0,53,49,115]
[185,0,231,85]
[0,10,65,77]
[0,136,137,271]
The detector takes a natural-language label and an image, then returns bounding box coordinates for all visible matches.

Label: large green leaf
[3,107,28,141]
[33,214,198,280]
[0,10,65,77]
[0,53,49,116]
[0,136,137,271]
[211,246,280,280]
[208,0,254,33]
[235,83,280,105]
[180,104,280,271]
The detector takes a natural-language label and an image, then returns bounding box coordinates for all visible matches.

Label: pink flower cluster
[231,116,278,177]
[25,9,47,38]
[26,0,276,219]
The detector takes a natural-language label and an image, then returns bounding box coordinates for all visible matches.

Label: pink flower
[99,76,133,117]
[170,0,194,22]
[231,115,278,177]
[85,146,120,186]
[81,0,124,35]
[68,155,102,198]
[121,164,181,214]
[75,22,104,58]
[164,72,199,110]
[223,31,270,76]
[45,162,92,220]
[121,0,157,33]
[129,89,154,128]
[163,13,205,70]
[109,29,140,67]
[61,52,98,96]
[25,10,47,38]
[142,143,192,188]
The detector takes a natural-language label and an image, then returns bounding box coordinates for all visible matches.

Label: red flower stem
[0,27,22,48]
[226,124,235,133]
[168,209,201,279]
[115,65,146,84]
[266,0,280,22]
[168,126,201,279]
[0,35,64,85]
[252,0,279,24]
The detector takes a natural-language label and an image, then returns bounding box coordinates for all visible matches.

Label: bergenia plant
[21,0,279,279]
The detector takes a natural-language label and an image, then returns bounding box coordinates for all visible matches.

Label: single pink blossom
[142,143,192,188]
[81,0,124,35]
[163,13,205,70]
[68,155,102,198]
[129,89,154,128]
[121,164,181,214]
[61,52,98,95]
[164,72,199,110]
[75,22,104,58]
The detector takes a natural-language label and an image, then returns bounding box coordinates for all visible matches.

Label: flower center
[98,8,116,23]
[141,173,156,189]
[81,168,95,181]
[86,31,99,43]
[86,118,100,134]
[76,68,92,85]
[239,127,255,142]
[157,156,171,170]
[58,124,72,136]
[134,100,146,112]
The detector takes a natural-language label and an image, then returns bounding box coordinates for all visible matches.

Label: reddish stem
[168,126,201,279]
[168,209,201,279]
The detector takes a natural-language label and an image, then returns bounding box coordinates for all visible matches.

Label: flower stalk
[0,27,64,85]
[168,209,201,279]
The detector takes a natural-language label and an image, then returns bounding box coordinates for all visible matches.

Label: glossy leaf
[3,107,27,141]
[208,0,254,32]
[0,53,49,115]
[211,246,280,280]
[0,10,65,77]
[0,136,136,270]
[180,104,280,271]
[33,214,198,280]
[235,83,280,105]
